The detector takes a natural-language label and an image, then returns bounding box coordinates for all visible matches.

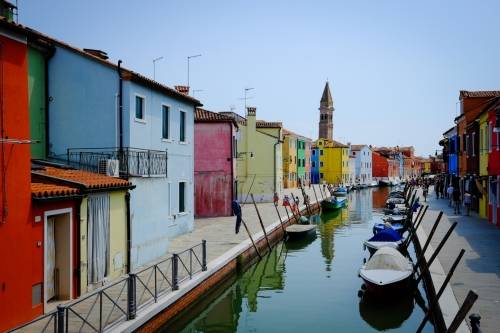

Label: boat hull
[321,199,346,212]
[364,240,403,256]
[361,275,413,295]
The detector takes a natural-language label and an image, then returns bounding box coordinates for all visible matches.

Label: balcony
[66,147,167,177]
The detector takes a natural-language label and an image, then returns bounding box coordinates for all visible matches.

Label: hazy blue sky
[19,0,500,156]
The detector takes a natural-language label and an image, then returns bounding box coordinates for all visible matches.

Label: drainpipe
[125,192,131,273]
[274,140,281,194]
[76,200,81,297]
[118,60,123,150]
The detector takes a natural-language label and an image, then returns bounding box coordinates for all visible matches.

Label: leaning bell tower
[318,81,334,140]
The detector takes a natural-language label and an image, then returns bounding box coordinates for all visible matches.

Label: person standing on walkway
[423,185,428,202]
[453,187,461,214]
[464,191,472,216]
[447,184,454,206]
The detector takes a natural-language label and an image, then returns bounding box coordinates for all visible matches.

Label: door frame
[43,208,73,313]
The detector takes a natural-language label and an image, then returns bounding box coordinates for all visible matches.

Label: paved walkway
[167,185,329,264]
[417,187,500,333]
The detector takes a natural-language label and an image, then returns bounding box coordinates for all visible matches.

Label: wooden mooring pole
[418,211,443,258]
[273,203,286,234]
[415,249,466,333]
[403,205,429,249]
[251,194,272,252]
[415,222,457,284]
[446,290,479,333]
[241,218,261,259]
[312,184,320,205]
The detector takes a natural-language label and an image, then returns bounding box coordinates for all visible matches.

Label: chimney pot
[174,85,190,95]
[247,107,256,117]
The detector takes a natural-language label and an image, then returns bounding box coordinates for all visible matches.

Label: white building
[350,145,373,186]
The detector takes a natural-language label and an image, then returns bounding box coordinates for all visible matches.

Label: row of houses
[439,90,500,227]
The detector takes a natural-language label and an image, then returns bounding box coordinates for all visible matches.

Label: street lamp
[187,54,202,91]
[153,56,164,80]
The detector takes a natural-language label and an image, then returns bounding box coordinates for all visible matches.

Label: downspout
[76,199,81,297]
[118,60,123,150]
[274,140,280,194]
[44,46,55,157]
[125,192,131,273]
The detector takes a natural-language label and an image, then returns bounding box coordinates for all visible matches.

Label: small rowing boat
[321,196,347,212]
[363,228,404,256]
[286,224,316,239]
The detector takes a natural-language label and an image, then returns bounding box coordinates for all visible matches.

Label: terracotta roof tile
[34,166,132,190]
[459,90,500,99]
[350,144,368,151]
[256,120,282,128]
[195,108,238,126]
[31,179,79,199]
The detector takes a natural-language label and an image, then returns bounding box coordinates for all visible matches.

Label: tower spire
[318,81,334,140]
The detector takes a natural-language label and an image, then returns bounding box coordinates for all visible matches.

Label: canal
[161,188,434,332]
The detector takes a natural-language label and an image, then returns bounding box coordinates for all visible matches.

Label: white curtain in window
[88,193,110,283]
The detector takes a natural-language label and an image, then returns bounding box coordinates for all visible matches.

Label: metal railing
[66,147,167,177]
[7,311,58,333]
[10,241,207,333]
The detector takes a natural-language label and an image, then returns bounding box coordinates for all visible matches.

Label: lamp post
[152,56,164,80]
[187,54,202,92]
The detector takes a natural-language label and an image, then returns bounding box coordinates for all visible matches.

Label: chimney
[174,85,190,95]
[246,107,256,117]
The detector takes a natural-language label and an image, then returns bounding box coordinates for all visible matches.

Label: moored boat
[378,180,390,187]
[373,222,405,236]
[368,181,378,187]
[359,247,413,294]
[363,228,404,256]
[286,224,316,240]
[321,196,347,212]
[333,187,348,196]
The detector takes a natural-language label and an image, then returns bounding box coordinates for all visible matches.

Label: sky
[18,0,500,156]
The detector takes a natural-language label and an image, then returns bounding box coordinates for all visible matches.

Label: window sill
[179,141,189,145]
[177,212,189,216]
[134,118,147,124]
[162,138,174,143]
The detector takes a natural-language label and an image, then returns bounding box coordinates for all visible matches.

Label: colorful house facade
[223,108,283,202]
[350,144,373,185]
[311,147,320,184]
[282,130,298,188]
[194,108,237,217]
[316,138,349,184]
[372,151,389,182]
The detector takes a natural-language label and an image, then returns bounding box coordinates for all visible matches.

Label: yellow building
[316,138,349,185]
[283,129,298,188]
[224,107,283,203]
[478,110,489,218]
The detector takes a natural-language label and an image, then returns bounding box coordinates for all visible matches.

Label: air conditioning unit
[98,159,119,177]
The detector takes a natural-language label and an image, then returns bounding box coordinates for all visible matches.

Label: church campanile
[318,81,334,140]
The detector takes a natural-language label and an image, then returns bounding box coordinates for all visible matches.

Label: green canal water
[162,188,434,333]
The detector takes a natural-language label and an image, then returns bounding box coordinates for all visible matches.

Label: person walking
[447,184,454,207]
[464,191,472,216]
[453,187,461,215]
[423,185,428,202]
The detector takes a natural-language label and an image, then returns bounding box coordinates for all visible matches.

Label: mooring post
[419,211,443,258]
[415,249,466,332]
[127,273,137,320]
[56,305,65,333]
[292,192,303,219]
[251,194,272,251]
[446,290,479,333]
[469,314,482,333]
[318,184,325,200]
[241,218,262,258]
[283,203,292,223]
[415,222,457,283]
[172,254,179,290]
[404,205,429,249]
[312,184,320,206]
[273,203,286,234]
[201,239,207,271]
[300,187,312,216]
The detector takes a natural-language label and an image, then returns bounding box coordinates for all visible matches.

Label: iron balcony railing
[9,241,207,333]
[66,147,167,177]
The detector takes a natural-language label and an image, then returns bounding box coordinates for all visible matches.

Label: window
[320,161,324,167]
[312,161,316,168]
[320,150,324,156]
[162,105,169,139]
[135,95,145,120]
[488,123,492,152]
[180,111,186,142]
[179,182,186,213]
[320,173,324,179]
[233,136,237,158]
[312,150,316,156]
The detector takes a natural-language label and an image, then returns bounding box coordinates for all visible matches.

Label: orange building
[0,29,37,331]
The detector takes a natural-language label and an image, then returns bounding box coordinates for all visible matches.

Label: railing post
[165,149,168,178]
[127,273,137,320]
[469,314,482,333]
[202,240,207,271]
[148,150,151,176]
[172,254,179,290]
[56,305,65,333]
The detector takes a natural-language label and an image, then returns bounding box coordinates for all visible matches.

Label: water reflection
[359,291,414,330]
[316,208,348,272]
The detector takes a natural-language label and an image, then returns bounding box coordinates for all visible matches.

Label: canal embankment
[111,186,325,333]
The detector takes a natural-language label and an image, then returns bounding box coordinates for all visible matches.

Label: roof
[33,166,131,190]
[195,108,238,127]
[256,120,282,128]
[31,178,80,199]
[315,139,348,148]
[459,90,500,99]
[320,81,333,106]
[0,18,202,107]
[350,144,369,151]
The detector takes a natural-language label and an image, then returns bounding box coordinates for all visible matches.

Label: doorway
[44,209,72,312]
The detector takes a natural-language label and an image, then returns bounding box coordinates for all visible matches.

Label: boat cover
[365,247,408,272]
[368,229,402,242]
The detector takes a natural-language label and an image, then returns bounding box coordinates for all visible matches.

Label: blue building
[311,146,320,184]
[45,40,201,269]
[443,127,459,176]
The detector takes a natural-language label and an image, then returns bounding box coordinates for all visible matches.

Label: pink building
[194,108,238,217]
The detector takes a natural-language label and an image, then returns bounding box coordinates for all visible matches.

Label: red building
[486,98,500,227]
[0,27,37,331]
[194,108,237,217]
[372,151,388,180]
